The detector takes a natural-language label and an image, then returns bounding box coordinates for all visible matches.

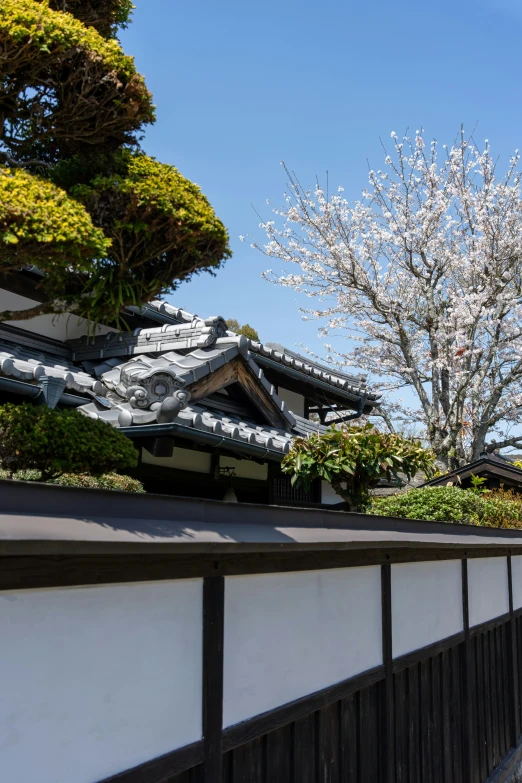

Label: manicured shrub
[48,472,144,493]
[68,151,231,324]
[45,0,134,37]
[282,423,435,511]
[369,485,522,528]
[1,1,231,326]
[0,168,110,279]
[369,486,485,524]
[0,403,138,477]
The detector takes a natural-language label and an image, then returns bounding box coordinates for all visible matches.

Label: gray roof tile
[0,298,380,459]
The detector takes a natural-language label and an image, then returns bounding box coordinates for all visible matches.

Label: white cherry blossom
[248,129,522,467]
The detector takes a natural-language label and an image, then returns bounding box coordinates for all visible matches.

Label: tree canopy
[0,0,231,323]
[226,318,260,341]
[253,129,522,467]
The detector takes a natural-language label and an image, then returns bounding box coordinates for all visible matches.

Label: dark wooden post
[203,576,225,783]
[381,563,395,783]
[507,556,521,748]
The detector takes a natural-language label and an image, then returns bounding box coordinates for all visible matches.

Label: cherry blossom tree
[248,129,522,468]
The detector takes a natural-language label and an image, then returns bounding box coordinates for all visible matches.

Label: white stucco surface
[222,566,382,728]
[0,290,115,341]
[391,560,463,658]
[321,480,342,505]
[468,557,509,628]
[0,579,203,783]
[512,555,522,610]
[220,455,268,480]
[142,445,212,473]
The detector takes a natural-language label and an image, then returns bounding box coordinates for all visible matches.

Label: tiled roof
[83,396,296,456]
[68,315,230,361]
[248,342,378,402]
[67,305,380,406]
[125,300,198,325]
[0,342,103,395]
[0,299,380,459]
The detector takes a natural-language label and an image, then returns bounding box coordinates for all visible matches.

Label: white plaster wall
[391,560,463,658]
[220,455,268,480]
[468,557,509,628]
[142,445,211,473]
[321,480,342,505]
[0,290,116,341]
[223,566,382,728]
[277,386,305,417]
[0,580,203,783]
[512,555,522,610]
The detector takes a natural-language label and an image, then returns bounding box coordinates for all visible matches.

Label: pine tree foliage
[0,0,231,323]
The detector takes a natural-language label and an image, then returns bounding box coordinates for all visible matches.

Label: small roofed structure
[421,452,522,494]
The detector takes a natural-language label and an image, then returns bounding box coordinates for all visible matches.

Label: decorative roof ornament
[117,360,187,409]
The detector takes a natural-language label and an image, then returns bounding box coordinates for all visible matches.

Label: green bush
[282,423,435,511]
[0,466,144,493]
[48,472,144,493]
[369,486,485,524]
[369,485,522,528]
[0,403,138,477]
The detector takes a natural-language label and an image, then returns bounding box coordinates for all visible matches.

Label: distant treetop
[226,319,260,342]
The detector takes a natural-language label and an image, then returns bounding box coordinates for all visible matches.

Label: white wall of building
[321,480,342,505]
[512,555,522,610]
[391,560,464,658]
[142,445,212,473]
[0,290,116,342]
[468,557,509,628]
[222,566,382,728]
[220,455,268,480]
[0,580,203,783]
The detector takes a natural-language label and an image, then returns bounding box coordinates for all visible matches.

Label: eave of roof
[120,419,292,461]
[421,456,522,487]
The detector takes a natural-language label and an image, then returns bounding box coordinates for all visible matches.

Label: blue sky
[121,0,522,374]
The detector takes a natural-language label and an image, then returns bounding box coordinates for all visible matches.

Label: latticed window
[273,475,321,505]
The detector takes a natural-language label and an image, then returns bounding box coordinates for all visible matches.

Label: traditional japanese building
[421,452,522,495]
[0,272,381,506]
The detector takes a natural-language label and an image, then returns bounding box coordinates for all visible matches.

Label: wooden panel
[294,712,316,783]
[450,644,464,783]
[103,612,522,783]
[340,694,358,783]
[476,633,488,781]
[440,649,452,783]
[431,655,443,783]
[407,664,421,783]
[265,724,293,782]
[231,737,264,783]
[6,548,522,593]
[187,360,239,402]
[167,766,203,783]
[317,702,340,783]
[394,667,408,783]
[237,361,289,429]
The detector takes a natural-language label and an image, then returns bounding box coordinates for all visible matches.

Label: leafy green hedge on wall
[0,403,138,477]
[48,472,144,493]
[369,486,485,524]
[369,485,522,528]
[0,468,145,493]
